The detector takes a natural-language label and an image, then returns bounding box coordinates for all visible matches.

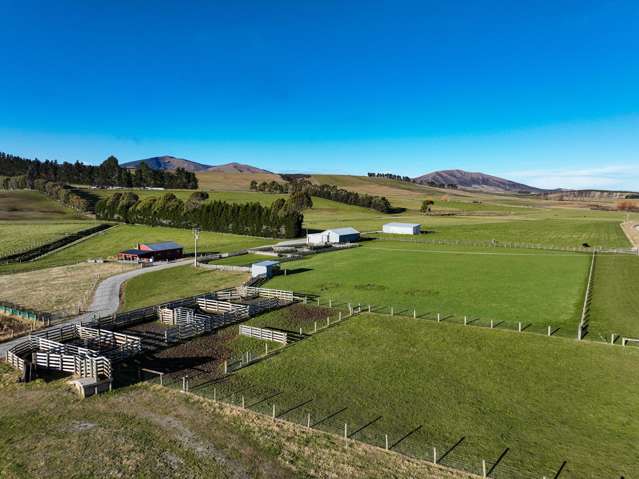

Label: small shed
[307,227,360,246]
[251,260,280,278]
[382,223,421,235]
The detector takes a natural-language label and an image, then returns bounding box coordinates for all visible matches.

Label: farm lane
[0,259,191,356]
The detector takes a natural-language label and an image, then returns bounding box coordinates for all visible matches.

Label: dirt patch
[67,420,97,432]
[621,221,639,248]
[279,303,334,325]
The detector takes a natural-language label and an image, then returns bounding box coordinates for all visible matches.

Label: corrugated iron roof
[383,223,421,228]
[326,227,360,235]
[141,241,184,251]
[253,260,280,267]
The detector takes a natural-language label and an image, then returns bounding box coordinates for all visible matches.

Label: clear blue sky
[1,1,638,189]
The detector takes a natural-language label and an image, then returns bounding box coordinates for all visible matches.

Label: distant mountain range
[413,169,544,193]
[121,156,272,174]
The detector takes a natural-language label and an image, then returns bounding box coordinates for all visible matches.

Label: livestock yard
[1,177,638,478]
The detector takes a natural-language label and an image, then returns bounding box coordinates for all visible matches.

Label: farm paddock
[186,313,639,479]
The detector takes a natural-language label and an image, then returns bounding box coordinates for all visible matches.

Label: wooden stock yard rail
[5,324,141,380]
[239,325,288,344]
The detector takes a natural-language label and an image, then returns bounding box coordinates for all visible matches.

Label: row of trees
[291,180,393,213]
[0,175,90,212]
[367,172,415,183]
[249,180,289,193]
[616,200,639,212]
[416,180,459,189]
[96,192,304,238]
[0,152,198,189]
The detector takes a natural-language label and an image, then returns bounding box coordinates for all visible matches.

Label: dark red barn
[117,241,183,262]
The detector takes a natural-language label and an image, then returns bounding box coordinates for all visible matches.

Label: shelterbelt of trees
[292,179,393,213]
[0,152,198,189]
[96,191,304,238]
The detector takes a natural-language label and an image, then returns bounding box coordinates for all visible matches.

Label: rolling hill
[414,169,544,193]
[122,156,271,174]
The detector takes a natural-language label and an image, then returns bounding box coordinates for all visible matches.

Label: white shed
[251,260,280,278]
[382,223,421,235]
[307,227,360,245]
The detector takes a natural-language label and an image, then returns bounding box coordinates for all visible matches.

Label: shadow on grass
[390,425,423,450]
[311,407,348,427]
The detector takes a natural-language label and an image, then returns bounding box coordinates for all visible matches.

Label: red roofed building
[117,242,183,262]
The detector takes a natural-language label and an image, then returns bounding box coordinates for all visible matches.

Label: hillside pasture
[0,190,86,220]
[268,241,589,334]
[196,171,284,191]
[200,314,639,478]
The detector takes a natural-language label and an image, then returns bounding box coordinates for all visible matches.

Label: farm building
[117,241,184,262]
[251,260,280,278]
[382,223,421,235]
[307,227,360,246]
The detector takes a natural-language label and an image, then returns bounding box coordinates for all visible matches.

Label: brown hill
[414,169,543,193]
[122,156,271,174]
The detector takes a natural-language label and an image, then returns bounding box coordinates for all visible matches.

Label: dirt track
[621,221,639,248]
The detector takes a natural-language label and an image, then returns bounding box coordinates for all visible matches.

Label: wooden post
[329,298,332,308]
[317,298,320,306]
[385,434,389,450]
[464,316,467,325]
[490,320,494,329]
[368,304,371,313]
[482,459,487,478]
[413,309,416,319]
[304,296,308,304]
[433,447,437,464]
[242,395,245,408]
[265,343,269,355]
[437,313,440,323]
[307,413,311,428]
[610,334,615,344]
[390,307,394,316]
[548,326,552,336]
[159,374,163,386]
[272,404,276,420]
[326,317,330,327]
[314,321,317,333]
[224,360,228,374]
[182,376,186,392]
[338,311,342,321]
[518,322,522,332]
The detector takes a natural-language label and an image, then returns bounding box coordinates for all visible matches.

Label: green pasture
[267,241,589,334]
[0,221,101,258]
[120,264,247,311]
[0,224,273,274]
[589,253,639,339]
[196,314,639,478]
[0,190,86,221]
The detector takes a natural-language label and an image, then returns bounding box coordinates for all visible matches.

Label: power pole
[192,227,200,267]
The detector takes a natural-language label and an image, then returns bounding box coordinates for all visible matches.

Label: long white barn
[382,223,421,235]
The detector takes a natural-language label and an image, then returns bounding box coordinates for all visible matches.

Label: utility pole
[192,227,200,267]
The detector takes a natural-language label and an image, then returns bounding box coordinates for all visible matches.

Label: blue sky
[1,1,638,189]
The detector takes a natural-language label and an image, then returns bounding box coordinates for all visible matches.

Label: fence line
[577,252,596,341]
[362,234,636,255]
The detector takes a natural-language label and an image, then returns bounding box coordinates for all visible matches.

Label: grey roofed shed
[251,260,280,278]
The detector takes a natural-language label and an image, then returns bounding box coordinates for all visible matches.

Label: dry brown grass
[0,362,473,478]
[0,262,135,317]
[196,171,283,191]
